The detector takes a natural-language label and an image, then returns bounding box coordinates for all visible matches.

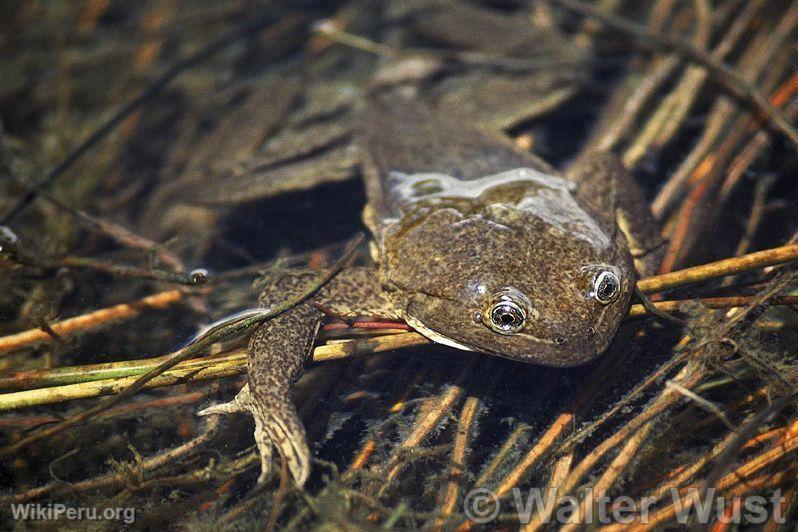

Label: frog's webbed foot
[198,383,310,485]
[198,383,252,416]
[249,388,310,485]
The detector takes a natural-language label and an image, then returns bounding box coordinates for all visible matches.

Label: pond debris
[1,1,798,529]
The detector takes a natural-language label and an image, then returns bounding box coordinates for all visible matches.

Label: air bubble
[189,268,210,286]
[0,226,20,256]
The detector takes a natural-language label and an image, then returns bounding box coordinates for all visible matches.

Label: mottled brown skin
[200,5,663,487]
[361,89,646,366]
[199,268,396,483]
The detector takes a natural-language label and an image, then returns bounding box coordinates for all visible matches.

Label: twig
[702,391,798,492]
[0,332,428,409]
[37,193,184,270]
[560,423,653,532]
[632,285,686,325]
[658,62,797,271]
[626,295,798,318]
[472,424,531,488]
[555,0,798,150]
[493,414,574,499]
[636,242,798,294]
[0,290,184,356]
[54,256,203,285]
[8,415,222,503]
[530,363,703,529]
[346,366,431,473]
[621,0,713,167]
[0,13,299,224]
[0,351,246,410]
[664,380,735,431]
[0,392,207,429]
[457,414,574,531]
[0,234,363,457]
[631,428,798,530]
[266,446,290,532]
[591,56,681,152]
[652,5,798,220]
[314,17,591,72]
[648,431,739,503]
[585,0,686,153]
[719,77,798,206]
[732,174,780,257]
[381,358,476,492]
[515,452,572,532]
[437,396,480,524]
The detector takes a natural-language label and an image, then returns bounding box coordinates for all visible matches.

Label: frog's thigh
[567,152,665,276]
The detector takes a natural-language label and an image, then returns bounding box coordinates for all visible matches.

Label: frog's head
[380,173,635,367]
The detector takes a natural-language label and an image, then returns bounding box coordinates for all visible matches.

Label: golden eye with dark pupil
[489,301,526,333]
[594,271,620,304]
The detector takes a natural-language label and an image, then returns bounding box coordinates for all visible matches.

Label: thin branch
[0,290,184,356]
[437,396,480,523]
[381,358,476,493]
[7,415,222,503]
[636,242,798,294]
[560,423,653,532]
[0,332,427,409]
[555,0,798,150]
[0,13,298,224]
[626,295,798,318]
[0,233,363,457]
[664,379,736,431]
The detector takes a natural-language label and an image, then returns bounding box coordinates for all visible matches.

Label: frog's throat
[403,314,475,352]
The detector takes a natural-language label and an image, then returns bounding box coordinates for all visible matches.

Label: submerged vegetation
[1,0,798,529]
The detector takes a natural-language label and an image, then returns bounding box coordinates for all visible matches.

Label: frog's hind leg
[198,267,395,486]
[198,307,321,485]
[199,270,324,486]
[567,152,666,277]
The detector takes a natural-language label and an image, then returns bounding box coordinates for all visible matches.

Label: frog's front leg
[199,266,396,486]
[567,152,665,276]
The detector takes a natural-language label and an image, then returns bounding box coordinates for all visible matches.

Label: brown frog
[199,3,663,486]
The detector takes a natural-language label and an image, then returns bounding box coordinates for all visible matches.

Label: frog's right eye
[593,270,621,304]
[488,299,526,334]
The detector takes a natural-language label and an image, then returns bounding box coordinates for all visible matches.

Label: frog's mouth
[403,314,475,352]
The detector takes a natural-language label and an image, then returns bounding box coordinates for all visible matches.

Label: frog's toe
[250,397,311,487]
[251,412,274,483]
[197,383,251,416]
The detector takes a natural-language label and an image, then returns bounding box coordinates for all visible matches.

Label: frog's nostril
[587,326,596,335]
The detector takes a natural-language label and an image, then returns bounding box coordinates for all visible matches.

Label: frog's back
[360,88,557,232]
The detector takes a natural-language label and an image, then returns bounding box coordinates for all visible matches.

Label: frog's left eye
[593,270,621,304]
[488,299,526,334]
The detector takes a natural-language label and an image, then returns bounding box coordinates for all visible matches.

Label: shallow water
[1,1,798,530]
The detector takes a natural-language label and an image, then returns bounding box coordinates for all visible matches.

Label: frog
[198,2,664,487]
